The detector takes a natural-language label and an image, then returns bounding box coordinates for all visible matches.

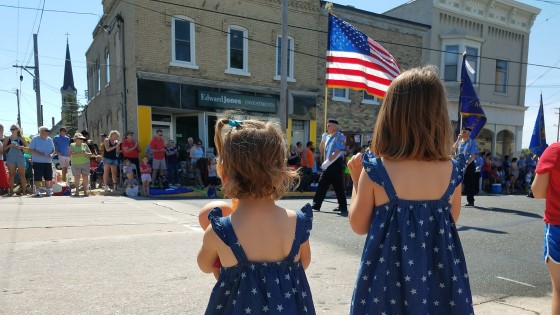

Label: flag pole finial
[325,2,333,13]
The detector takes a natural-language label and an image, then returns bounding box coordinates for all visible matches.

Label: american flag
[326,14,400,99]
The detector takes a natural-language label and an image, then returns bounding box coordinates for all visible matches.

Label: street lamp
[101,13,127,133]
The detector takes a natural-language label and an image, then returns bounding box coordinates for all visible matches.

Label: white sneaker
[34,190,41,197]
[104,186,111,192]
[46,190,52,197]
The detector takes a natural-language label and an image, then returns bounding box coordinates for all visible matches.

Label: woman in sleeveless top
[0,124,9,191]
[102,130,120,192]
[3,124,28,196]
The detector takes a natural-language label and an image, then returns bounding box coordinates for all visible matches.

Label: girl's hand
[347,153,363,188]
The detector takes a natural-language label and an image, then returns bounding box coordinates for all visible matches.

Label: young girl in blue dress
[347,66,474,314]
[197,117,315,314]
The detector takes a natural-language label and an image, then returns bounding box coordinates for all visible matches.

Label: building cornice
[433,0,541,32]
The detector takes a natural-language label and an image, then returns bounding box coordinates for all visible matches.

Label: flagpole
[324,86,328,132]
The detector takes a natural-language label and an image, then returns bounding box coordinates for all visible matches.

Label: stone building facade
[80,0,428,155]
[385,0,540,157]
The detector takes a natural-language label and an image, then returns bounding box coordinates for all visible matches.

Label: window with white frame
[227,26,249,75]
[495,59,508,93]
[465,46,478,84]
[441,39,481,84]
[275,35,294,80]
[444,45,459,82]
[171,16,197,68]
[332,88,349,102]
[105,48,110,86]
[96,58,101,94]
[362,91,381,105]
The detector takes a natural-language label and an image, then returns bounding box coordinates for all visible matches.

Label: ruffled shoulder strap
[361,150,398,202]
[441,154,467,201]
[208,207,249,264]
[285,203,313,262]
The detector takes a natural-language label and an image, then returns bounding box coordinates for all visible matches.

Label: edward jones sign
[197,91,277,113]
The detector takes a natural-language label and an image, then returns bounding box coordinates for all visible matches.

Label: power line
[22,0,42,67]
[0,3,100,16]
[118,0,560,90]
[147,0,560,71]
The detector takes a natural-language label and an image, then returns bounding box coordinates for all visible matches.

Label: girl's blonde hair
[372,66,453,161]
[214,115,299,200]
[109,130,120,138]
[10,124,22,138]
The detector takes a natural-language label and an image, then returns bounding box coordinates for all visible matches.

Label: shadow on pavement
[474,206,542,219]
[457,225,508,234]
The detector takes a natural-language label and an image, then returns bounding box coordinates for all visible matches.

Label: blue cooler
[491,183,502,193]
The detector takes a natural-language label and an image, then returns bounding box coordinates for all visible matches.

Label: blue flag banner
[458,54,486,140]
[529,94,548,156]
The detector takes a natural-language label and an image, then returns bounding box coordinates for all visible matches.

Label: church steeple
[61,39,77,93]
[60,37,78,134]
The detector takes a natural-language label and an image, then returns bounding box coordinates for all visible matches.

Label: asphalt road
[0,194,551,314]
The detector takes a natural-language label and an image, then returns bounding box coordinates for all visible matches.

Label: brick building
[80,0,427,155]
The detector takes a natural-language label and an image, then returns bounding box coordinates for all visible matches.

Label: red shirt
[536,142,560,225]
[150,137,165,160]
[122,139,139,159]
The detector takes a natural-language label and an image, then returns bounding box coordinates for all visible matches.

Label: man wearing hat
[453,126,479,207]
[28,126,55,197]
[312,119,348,214]
[53,127,71,182]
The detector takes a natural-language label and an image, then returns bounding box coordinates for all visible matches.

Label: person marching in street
[69,133,92,197]
[452,126,479,206]
[3,124,28,196]
[53,127,71,182]
[312,119,348,214]
[28,126,55,197]
[531,142,560,314]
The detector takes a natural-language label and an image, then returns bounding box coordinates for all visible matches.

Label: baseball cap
[38,126,50,132]
[59,127,67,132]
[327,119,339,125]
[100,133,107,137]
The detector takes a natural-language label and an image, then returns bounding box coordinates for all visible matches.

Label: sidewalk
[473,295,552,314]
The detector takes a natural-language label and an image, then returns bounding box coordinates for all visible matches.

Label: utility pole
[279,0,288,131]
[33,34,43,128]
[16,89,21,127]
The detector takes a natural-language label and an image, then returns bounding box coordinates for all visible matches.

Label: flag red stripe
[326,79,387,98]
[326,55,398,80]
[326,68,393,86]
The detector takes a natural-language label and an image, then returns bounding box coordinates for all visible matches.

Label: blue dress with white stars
[350,153,474,314]
[205,204,315,315]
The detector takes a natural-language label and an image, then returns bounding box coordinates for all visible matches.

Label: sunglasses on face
[10,128,16,131]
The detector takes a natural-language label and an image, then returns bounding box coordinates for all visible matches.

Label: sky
[1,0,559,148]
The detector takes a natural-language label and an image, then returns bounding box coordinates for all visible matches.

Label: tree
[62,93,82,135]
